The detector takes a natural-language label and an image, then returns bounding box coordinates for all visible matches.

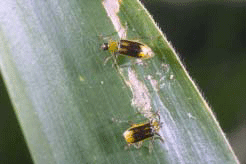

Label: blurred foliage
[0,74,33,164]
[142,1,246,133]
[0,1,245,163]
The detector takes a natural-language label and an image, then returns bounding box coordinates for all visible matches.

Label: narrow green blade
[0,0,239,163]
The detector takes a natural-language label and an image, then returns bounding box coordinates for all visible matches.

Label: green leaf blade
[0,0,239,163]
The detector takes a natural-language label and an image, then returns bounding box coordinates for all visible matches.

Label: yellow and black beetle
[123,113,164,151]
[101,39,154,60]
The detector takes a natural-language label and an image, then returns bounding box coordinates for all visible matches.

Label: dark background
[0,1,245,163]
